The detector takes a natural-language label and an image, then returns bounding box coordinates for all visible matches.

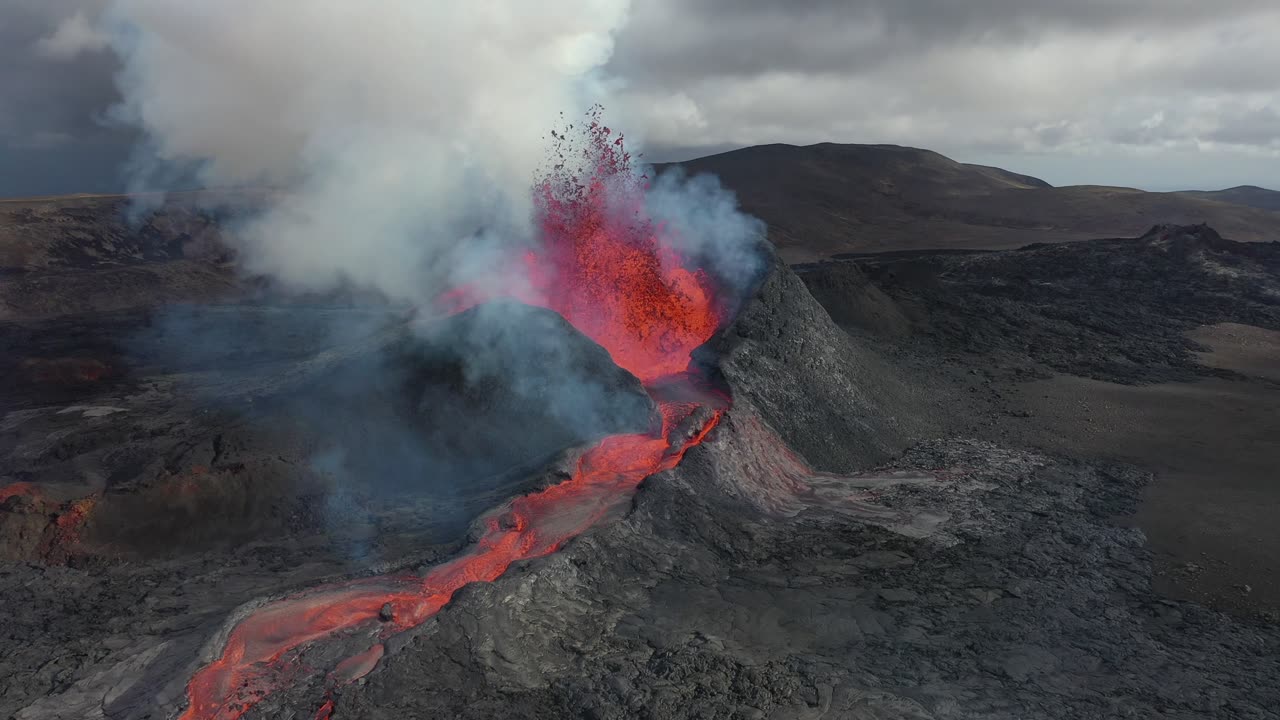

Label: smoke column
[102,0,769,460]
[105,0,632,303]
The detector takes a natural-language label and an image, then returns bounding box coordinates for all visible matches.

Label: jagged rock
[807,224,1280,384]
[707,244,945,472]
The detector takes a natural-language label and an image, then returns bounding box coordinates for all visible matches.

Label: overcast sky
[3,0,1280,197]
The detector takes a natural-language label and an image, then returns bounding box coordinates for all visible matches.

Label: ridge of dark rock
[801,224,1280,385]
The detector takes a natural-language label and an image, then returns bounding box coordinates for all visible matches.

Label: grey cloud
[1107,102,1280,150]
[685,0,1275,29]
[0,0,130,195]
[609,0,1280,188]
[4,0,1280,196]
[611,0,1280,83]
[1208,106,1280,147]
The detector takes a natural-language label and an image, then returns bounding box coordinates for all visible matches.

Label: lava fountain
[180,118,741,719]
[439,115,723,383]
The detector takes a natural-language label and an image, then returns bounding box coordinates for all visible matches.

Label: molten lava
[440,117,721,383]
[181,117,735,719]
[0,482,39,503]
[181,394,722,720]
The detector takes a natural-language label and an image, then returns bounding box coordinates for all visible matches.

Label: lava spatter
[180,116,735,720]
[440,113,722,383]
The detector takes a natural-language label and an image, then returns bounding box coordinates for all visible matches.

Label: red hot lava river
[180,122,738,719]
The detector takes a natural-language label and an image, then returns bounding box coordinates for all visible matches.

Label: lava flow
[0,482,39,503]
[180,118,739,719]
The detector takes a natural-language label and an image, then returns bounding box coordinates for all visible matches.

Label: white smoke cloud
[36,10,111,61]
[105,0,632,302]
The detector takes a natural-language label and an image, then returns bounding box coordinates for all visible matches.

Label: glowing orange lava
[180,115,734,719]
[180,393,723,720]
[0,482,40,503]
[440,118,722,383]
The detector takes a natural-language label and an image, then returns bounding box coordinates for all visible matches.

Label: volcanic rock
[0,298,654,564]
[804,223,1280,384]
[286,239,1277,719]
[0,194,247,322]
[0,296,657,717]
[3,223,1278,720]
[317,423,1280,720]
[797,260,912,338]
[799,223,1280,617]
[707,244,943,472]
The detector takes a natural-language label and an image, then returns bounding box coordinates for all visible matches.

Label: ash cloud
[128,300,655,546]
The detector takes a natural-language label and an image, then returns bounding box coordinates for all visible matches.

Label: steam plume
[106,0,631,302]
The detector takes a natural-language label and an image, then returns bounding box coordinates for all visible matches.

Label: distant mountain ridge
[1179,185,1280,212]
[656,143,1280,261]
[3,144,1279,279]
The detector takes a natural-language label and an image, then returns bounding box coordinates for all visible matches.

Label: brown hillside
[1180,185,1280,212]
[657,143,1280,261]
[0,192,262,320]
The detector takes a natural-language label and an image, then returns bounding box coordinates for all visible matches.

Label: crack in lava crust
[179,117,740,719]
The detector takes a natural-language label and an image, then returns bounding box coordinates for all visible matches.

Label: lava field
[3,134,1279,719]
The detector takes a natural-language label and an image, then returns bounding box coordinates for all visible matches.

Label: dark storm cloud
[0,1,132,196]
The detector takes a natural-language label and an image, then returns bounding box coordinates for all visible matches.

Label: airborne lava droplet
[439,111,722,384]
[179,115,737,720]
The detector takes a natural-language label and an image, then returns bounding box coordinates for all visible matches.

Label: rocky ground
[798,224,1280,619]
[800,224,1280,385]
[0,193,249,322]
[0,300,658,718]
[324,435,1279,720]
[317,248,1280,719]
[1,219,1278,718]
